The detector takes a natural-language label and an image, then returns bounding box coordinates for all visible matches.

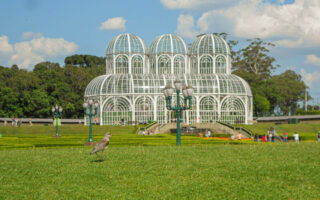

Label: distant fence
[255,115,320,123]
[0,118,84,125]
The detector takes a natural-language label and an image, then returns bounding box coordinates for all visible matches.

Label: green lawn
[0,124,253,149]
[0,144,319,199]
[1,124,320,199]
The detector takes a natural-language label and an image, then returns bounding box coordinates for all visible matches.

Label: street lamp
[51,104,63,137]
[83,99,99,143]
[163,79,194,146]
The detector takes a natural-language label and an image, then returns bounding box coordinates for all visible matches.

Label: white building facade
[84,33,253,125]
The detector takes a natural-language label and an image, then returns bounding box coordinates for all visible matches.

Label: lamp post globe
[174,79,182,90]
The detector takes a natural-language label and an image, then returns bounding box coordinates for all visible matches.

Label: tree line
[0,55,105,118]
[0,37,309,118]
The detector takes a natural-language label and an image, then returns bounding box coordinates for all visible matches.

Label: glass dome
[189,34,231,75]
[106,33,146,55]
[149,34,187,55]
[190,34,230,56]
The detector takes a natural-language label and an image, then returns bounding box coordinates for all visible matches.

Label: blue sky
[0,0,320,100]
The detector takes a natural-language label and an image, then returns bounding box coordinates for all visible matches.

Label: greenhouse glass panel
[174,56,185,74]
[156,96,166,124]
[132,55,143,74]
[135,96,154,123]
[221,97,245,124]
[200,56,213,74]
[158,55,171,74]
[116,55,129,74]
[215,56,226,74]
[190,57,198,74]
[102,97,132,125]
[199,96,218,123]
[187,96,197,124]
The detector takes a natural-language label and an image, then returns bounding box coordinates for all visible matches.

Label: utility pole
[312,99,315,111]
[305,90,308,111]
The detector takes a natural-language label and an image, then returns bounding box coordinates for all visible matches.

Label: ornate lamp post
[83,100,99,143]
[163,80,194,146]
[51,105,63,137]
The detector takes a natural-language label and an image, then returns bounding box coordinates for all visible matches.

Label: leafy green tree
[20,90,50,117]
[0,87,22,117]
[233,38,279,79]
[254,94,270,116]
[270,70,308,115]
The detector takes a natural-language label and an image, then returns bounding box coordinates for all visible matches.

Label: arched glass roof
[85,74,252,97]
[149,34,187,55]
[190,34,230,56]
[106,33,146,55]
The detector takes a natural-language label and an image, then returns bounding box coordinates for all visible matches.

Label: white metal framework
[85,33,253,125]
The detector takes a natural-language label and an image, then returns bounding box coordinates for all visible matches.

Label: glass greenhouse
[84,33,253,125]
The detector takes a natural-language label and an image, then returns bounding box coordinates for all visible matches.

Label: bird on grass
[90,132,111,161]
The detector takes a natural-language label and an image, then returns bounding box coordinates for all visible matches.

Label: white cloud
[161,0,238,10]
[177,0,320,48]
[0,35,14,63]
[0,34,78,69]
[0,35,13,54]
[21,32,44,40]
[99,17,126,31]
[304,54,320,67]
[300,69,320,88]
[199,0,320,47]
[175,14,199,39]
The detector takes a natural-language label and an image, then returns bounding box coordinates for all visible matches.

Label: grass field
[1,123,320,199]
[1,144,320,199]
[0,124,255,149]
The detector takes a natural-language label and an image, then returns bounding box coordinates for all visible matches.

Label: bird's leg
[100,150,104,161]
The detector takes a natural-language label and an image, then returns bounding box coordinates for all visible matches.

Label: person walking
[283,132,288,142]
[269,133,273,142]
[237,133,242,141]
[271,134,275,142]
[206,130,211,138]
[230,135,235,141]
[318,131,320,142]
[293,132,299,143]
[254,134,259,142]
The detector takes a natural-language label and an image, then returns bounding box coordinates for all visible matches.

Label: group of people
[2,118,33,127]
[253,131,320,143]
[254,133,277,142]
[142,130,153,136]
[230,133,242,141]
[11,118,23,127]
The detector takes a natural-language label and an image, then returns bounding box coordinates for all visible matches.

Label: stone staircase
[141,122,251,138]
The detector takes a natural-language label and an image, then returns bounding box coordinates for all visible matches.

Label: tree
[254,94,270,116]
[20,90,50,117]
[0,87,22,117]
[270,70,308,115]
[233,38,279,79]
